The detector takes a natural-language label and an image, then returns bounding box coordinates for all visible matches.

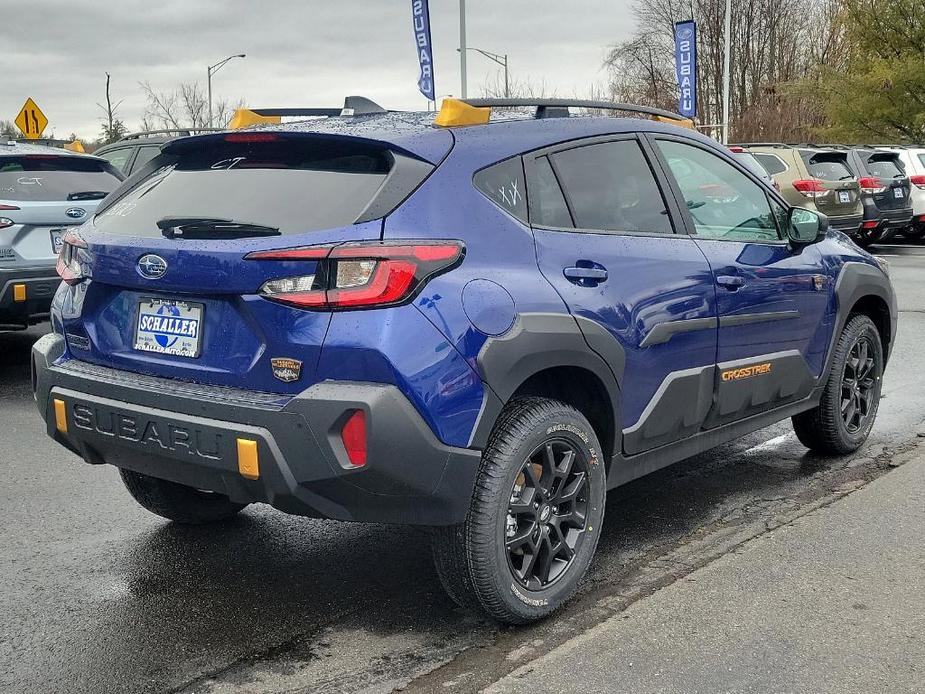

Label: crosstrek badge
[271,358,302,383]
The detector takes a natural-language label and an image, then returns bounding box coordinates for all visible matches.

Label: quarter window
[657,140,781,243]
[549,140,672,234]
[752,153,788,176]
[130,146,161,174]
[473,157,527,222]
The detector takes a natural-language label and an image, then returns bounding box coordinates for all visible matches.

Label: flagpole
[459,0,468,98]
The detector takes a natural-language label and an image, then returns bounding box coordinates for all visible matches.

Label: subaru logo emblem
[137,254,168,280]
[65,207,85,219]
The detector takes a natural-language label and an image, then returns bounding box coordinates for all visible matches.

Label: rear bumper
[32,334,481,525]
[862,203,913,239]
[0,265,58,322]
[828,213,863,235]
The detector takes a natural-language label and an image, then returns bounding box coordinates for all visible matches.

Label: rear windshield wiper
[67,190,109,201]
[156,216,281,239]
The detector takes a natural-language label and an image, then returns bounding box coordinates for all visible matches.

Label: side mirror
[787,207,828,245]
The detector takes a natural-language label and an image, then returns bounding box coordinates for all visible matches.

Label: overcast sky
[2,0,634,139]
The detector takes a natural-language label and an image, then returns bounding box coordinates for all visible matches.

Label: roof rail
[731,142,793,148]
[460,98,687,122]
[118,128,223,141]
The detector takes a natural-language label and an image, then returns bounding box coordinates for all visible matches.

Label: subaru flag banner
[674,20,697,118]
[412,0,436,101]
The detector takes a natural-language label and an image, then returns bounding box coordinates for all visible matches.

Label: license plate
[838,191,850,203]
[894,187,904,198]
[134,298,204,358]
[49,227,74,254]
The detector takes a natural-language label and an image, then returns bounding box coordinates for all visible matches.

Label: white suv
[872,146,925,239]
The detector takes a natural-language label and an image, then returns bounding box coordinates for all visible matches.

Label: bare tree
[97,72,127,144]
[604,0,836,141]
[141,81,240,131]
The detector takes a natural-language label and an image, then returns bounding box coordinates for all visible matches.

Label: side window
[130,146,161,174]
[656,140,782,243]
[474,156,527,222]
[529,156,573,228]
[96,147,134,174]
[752,153,788,176]
[550,140,672,234]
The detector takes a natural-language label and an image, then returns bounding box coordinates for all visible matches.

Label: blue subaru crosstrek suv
[32,97,896,624]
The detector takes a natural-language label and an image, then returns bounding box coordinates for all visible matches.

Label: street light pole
[461,48,510,98]
[459,0,467,98]
[207,53,246,128]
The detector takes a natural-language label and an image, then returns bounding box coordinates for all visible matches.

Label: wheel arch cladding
[833,261,897,365]
[473,313,623,463]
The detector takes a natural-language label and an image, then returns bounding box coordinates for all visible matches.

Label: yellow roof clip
[228,108,282,130]
[434,99,491,128]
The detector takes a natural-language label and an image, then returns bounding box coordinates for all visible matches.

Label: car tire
[792,314,883,455]
[904,226,925,241]
[431,396,606,624]
[119,469,248,524]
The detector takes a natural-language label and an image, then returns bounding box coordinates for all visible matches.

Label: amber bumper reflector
[237,438,259,480]
[53,398,67,432]
[13,284,26,302]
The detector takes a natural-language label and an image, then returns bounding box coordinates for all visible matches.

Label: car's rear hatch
[797,150,861,218]
[0,154,121,265]
[858,150,911,211]
[62,130,444,393]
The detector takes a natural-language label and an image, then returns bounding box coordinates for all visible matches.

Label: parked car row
[0,141,123,327]
[734,143,925,247]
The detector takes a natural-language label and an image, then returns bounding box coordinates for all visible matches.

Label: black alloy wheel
[841,334,877,433]
[505,439,590,590]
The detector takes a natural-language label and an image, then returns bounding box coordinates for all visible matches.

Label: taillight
[0,204,19,211]
[792,179,828,199]
[224,133,279,143]
[910,174,925,189]
[728,146,745,153]
[55,230,88,285]
[249,240,465,310]
[859,177,886,194]
[341,409,367,467]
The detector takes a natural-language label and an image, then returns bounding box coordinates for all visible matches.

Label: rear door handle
[716,275,745,289]
[564,266,608,284]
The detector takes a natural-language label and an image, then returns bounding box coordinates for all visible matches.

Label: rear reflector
[341,410,367,467]
[862,220,878,229]
[53,398,67,433]
[236,438,260,480]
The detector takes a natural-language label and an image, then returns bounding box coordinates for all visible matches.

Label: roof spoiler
[229,96,387,129]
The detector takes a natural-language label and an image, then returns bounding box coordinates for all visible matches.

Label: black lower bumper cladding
[32,334,480,525]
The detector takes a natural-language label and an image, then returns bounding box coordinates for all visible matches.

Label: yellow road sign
[14,98,48,140]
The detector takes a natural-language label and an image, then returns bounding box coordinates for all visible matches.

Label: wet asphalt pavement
[3,243,925,694]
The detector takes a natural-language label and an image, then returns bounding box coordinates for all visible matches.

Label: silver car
[0,141,123,326]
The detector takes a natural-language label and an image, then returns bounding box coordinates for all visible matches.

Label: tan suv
[742,144,866,244]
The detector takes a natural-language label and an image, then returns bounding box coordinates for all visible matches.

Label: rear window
[752,153,788,176]
[0,155,121,202]
[865,155,904,179]
[94,138,415,237]
[805,155,854,181]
